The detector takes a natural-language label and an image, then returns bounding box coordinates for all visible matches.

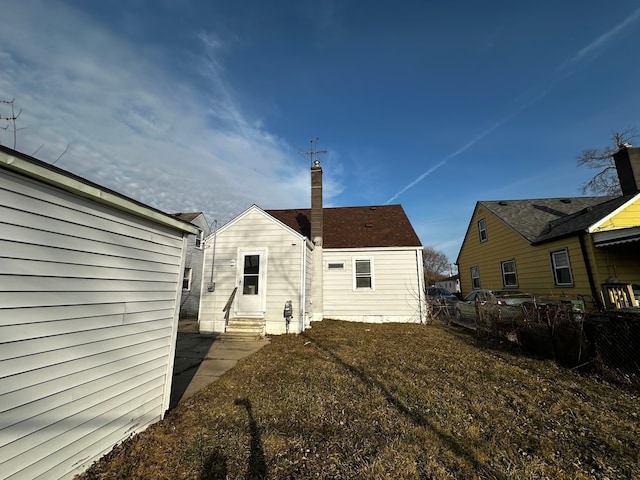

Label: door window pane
[243,255,259,294]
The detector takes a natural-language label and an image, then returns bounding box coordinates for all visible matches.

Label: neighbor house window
[470,266,481,289]
[478,218,487,243]
[354,258,374,290]
[501,259,518,287]
[551,249,573,286]
[195,230,204,249]
[328,262,345,270]
[182,267,192,290]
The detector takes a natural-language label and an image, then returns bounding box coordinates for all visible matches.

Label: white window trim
[195,230,204,249]
[501,259,518,288]
[478,218,487,243]
[183,267,192,290]
[353,257,375,291]
[470,265,481,289]
[550,248,574,287]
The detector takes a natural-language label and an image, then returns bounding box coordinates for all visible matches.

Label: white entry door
[236,248,267,316]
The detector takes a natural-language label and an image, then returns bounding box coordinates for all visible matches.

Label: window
[501,259,518,287]
[328,262,344,270]
[470,266,481,289]
[478,218,487,243]
[551,249,573,286]
[195,230,204,249]
[182,267,192,290]
[243,254,260,294]
[354,258,374,290]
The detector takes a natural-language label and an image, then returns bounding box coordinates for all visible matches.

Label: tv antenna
[299,137,327,167]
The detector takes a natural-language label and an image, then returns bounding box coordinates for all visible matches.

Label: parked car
[454,289,535,325]
[425,287,458,317]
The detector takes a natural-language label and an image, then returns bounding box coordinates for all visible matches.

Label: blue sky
[1,1,639,266]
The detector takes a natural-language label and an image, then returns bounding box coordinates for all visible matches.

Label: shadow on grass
[235,398,268,480]
[200,448,228,480]
[302,331,503,478]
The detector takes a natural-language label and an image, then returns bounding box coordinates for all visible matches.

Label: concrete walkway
[170,318,270,409]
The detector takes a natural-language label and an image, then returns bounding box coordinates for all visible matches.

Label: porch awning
[592,226,640,247]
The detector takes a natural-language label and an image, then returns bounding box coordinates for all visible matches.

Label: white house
[174,212,211,318]
[0,145,198,480]
[198,161,426,335]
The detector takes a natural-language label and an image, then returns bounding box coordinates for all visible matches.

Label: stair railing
[223,287,238,325]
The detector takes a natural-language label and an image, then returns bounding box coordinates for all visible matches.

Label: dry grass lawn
[78,320,640,479]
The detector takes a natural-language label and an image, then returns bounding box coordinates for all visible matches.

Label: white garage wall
[0,166,189,480]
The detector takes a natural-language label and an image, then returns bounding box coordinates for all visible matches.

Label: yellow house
[456,146,640,311]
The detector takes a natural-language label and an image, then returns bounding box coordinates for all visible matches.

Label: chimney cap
[313,159,321,168]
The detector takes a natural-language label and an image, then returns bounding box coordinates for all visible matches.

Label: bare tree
[577,127,637,196]
[423,246,449,287]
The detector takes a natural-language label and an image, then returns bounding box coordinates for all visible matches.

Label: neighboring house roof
[478,196,619,244]
[173,212,204,223]
[266,204,422,248]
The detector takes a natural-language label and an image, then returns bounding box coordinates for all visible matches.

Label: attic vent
[560,199,572,204]
[498,201,508,206]
[370,207,377,211]
[582,206,593,213]
[365,223,374,228]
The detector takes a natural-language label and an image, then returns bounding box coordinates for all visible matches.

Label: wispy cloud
[0,2,317,225]
[385,7,640,204]
[385,116,512,203]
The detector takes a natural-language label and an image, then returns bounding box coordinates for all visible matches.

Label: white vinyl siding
[199,207,309,335]
[323,247,424,323]
[0,168,188,480]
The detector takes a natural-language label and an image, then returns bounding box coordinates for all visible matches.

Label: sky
[1,1,639,267]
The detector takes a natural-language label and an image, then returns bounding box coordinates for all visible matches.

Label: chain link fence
[452,298,640,385]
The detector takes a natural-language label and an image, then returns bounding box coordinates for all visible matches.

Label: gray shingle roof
[479,195,625,244]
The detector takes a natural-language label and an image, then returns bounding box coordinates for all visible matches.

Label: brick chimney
[310,159,323,323]
[613,145,640,195]
[310,160,323,244]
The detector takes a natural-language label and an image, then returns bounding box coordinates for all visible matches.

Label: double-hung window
[354,258,374,290]
[478,218,488,243]
[551,249,573,286]
[182,267,192,290]
[470,266,481,289]
[195,230,204,249]
[501,259,518,287]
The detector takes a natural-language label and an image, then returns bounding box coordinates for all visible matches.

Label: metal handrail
[223,287,238,325]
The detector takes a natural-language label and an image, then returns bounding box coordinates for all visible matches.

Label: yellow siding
[593,197,640,231]
[457,205,592,299]
[590,241,640,286]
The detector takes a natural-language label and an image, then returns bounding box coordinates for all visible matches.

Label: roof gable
[214,204,308,241]
[266,204,422,248]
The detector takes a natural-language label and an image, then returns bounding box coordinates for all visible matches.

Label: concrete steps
[224,317,265,338]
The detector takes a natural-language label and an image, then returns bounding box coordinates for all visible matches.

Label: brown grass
[77,320,640,480]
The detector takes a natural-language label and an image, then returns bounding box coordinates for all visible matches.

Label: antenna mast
[299,137,327,167]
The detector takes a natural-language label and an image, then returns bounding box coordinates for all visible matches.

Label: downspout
[579,232,603,310]
[207,220,218,292]
[300,238,306,332]
[416,248,425,323]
